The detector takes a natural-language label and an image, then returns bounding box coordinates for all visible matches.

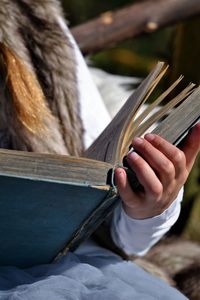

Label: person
[0,0,199,299]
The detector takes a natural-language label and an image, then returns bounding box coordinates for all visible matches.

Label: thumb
[114,167,138,208]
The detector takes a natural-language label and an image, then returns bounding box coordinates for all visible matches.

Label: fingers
[126,150,163,198]
[115,165,164,219]
[144,133,187,181]
[115,127,200,220]
[114,166,162,218]
[131,137,175,185]
[180,123,200,173]
[115,167,137,208]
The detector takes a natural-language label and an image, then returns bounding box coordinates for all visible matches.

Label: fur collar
[0,0,83,156]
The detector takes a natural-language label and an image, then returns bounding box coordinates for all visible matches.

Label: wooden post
[71,0,200,54]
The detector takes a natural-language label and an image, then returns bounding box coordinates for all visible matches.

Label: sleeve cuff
[111,187,183,256]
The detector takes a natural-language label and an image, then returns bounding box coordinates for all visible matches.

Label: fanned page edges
[85,61,166,164]
[122,86,200,192]
[152,87,200,146]
[86,61,199,166]
[119,66,197,160]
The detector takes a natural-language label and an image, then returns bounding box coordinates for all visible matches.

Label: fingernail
[145,133,155,141]
[115,168,125,180]
[118,170,125,178]
[133,137,143,145]
[127,151,139,160]
[115,167,124,175]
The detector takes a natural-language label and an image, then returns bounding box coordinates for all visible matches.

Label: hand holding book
[115,123,200,219]
[0,58,199,267]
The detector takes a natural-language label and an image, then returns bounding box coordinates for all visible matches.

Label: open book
[0,62,199,267]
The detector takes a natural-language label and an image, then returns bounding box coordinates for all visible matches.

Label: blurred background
[61,0,200,242]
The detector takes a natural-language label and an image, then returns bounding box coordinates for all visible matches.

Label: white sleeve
[57,17,111,149]
[111,188,184,256]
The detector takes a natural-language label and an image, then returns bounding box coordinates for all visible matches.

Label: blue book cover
[0,150,118,268]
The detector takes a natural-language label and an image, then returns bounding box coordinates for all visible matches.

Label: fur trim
[0,0,84,155]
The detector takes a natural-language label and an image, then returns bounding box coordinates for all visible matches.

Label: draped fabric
[0,251,187,299]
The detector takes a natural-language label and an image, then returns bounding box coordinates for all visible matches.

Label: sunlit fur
[0,0,83,155]
[0,42,53,135]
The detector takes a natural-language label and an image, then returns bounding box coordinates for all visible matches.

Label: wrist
[122,202,164,220]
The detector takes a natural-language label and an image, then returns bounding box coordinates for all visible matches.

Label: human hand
[115,123,200,219]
